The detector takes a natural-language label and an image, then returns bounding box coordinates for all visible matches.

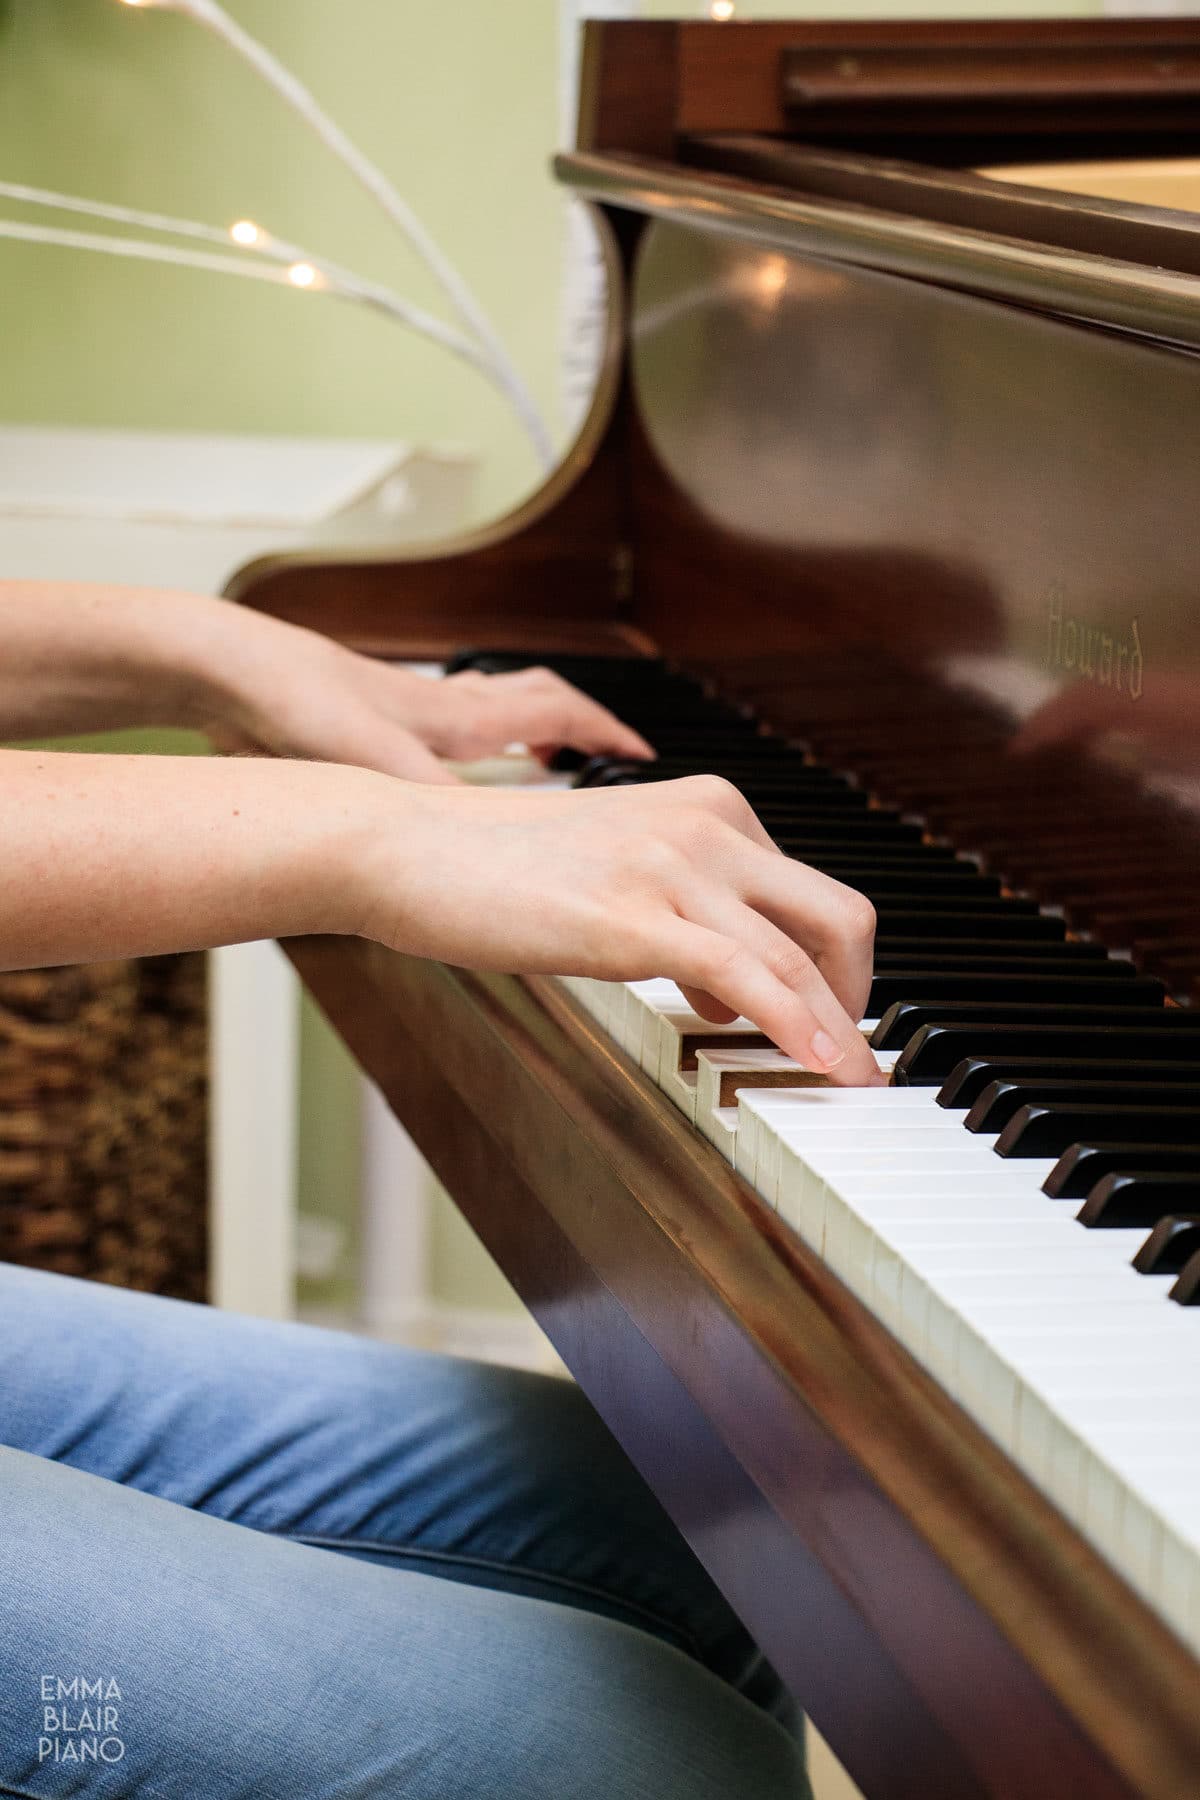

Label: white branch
[120,0,554,467]
[0,217,494,383]
[0,183,491,380]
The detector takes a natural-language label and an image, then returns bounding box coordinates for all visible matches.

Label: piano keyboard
[441,649,1200,1661]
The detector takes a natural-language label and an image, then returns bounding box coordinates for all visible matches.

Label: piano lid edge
[556,149,1200,353]
[221,211,634,649]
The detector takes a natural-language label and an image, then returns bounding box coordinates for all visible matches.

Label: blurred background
[0,5,1190,1796]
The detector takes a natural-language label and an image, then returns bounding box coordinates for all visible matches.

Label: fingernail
[810,1029,845,1071]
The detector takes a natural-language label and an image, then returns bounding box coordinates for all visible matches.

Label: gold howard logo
[1045,589,1143,700]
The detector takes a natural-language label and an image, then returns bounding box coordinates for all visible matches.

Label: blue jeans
[0,1264,810,1798]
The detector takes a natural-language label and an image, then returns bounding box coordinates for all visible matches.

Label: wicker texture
[0,955,208,1300]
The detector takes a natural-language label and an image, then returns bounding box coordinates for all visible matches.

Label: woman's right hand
[344,772,883,1086]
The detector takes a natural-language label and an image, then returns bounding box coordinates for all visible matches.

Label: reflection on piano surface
[229,19,1200,1799]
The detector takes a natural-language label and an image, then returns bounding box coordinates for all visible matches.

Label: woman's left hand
[206,613,653,784]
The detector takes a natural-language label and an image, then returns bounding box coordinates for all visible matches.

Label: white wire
[0,179,490,377]
[0,217,304,282]
[131,0,554,467]
[0,215,498,388]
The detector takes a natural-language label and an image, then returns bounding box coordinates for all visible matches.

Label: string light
[229,218,260,246]
[0,180,488,377]
[710,1,736,20]
[0,212,495,388]
[113,0,552,468]
[0,217,311,285]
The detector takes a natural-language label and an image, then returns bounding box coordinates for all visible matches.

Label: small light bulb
[709,1,736,19]
[288,262,317,289]
[230,219,260,247]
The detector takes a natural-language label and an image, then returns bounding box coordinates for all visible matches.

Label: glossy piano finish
[228,20,1200,1795]
[286,937,1199,1800]
[562,164,1200,996]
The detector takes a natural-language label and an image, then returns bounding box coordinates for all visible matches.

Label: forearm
[0,751,883,1082]
[0,748,376,970]
[0,579,265,740]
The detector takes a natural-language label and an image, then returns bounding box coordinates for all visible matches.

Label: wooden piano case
[228,21,1200,1798]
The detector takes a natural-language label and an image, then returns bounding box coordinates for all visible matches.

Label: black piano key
[874,1002,1189,1054]
[775,823,927,850]
[882,936,1107,962]
[1044,1144,1200,1200]
[876,951,1135,979]
[547,746,589,773]
[635,741,834,761]
[647,763,856,787]
[643,739,836,759]
[834,873,1003,901]
[897,1026,1200,1086]
[445,650,667,680]
[578,761,844,791]
[724,791,867,812]
[852,894,1043,916]
[791,847,965,868]
[1168,1251,1200,1305]
[753,807,897,829]
[731,791,879,811]
[965,1078,1200,1134]
[1082,1175,1200,1230]
[938,1055,1200,1110]
[638,735,802,757]
[830,884,1007,916]
[867,973,1163,1018]
[1131,1214,1200,1271]
[582,703,749,735]
[876,913,1067,943]
[996,1103,1200,1159]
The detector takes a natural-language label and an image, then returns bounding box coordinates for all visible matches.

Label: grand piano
[228,20,1200,1798]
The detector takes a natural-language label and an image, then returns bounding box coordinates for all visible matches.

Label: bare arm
[0,751,882,1085]
[0,580,652,774]
[0,748,360,964]
[0,579,881,1083]
[0,580,227,739]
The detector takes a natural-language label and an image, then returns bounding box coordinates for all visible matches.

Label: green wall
[0,0,567,523]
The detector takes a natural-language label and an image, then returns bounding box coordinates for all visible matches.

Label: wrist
[164,595,287,731]
[277,760,401,941]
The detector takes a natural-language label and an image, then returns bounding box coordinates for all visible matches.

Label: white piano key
[733,1104,760,1186]
[703,1105,741,1162]
[696,1045,830,1118]
[697,1046,872,1160]
[620,979,676,1065]
[562,970,1200,1660]
[1079,1433,1200,1609]
[774,1142,1052,1257]
[564,976,618,1029]
[1156,1506,1200,1648]
[656,1013,764,1122]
